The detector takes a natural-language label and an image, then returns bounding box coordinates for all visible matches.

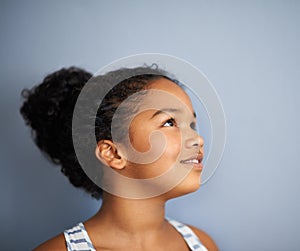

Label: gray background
[1,0,299,250]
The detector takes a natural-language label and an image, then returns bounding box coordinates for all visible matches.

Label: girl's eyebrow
[151,108,196,119]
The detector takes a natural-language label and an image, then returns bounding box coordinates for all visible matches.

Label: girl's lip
[180,154,203,164]
[193,162,203,171]
[180,154,204,171]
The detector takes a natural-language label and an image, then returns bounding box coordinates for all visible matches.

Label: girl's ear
[95,140,126,170]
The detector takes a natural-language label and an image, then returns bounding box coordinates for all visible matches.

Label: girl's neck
[93,192,167,234]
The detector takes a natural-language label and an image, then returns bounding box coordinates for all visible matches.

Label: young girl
[21,66,218,251]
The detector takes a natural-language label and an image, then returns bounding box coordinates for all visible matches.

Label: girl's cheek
[129,127,151,153]
[165,132,182,155]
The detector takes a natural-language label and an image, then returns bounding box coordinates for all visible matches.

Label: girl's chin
[163,178,201,199]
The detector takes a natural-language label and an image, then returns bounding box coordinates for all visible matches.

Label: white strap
[167,218,209,251]
[64,222,96,251]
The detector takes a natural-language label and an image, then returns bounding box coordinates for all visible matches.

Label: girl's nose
[185,132,204,149]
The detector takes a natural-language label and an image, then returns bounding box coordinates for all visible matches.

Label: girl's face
[119,78,204,197]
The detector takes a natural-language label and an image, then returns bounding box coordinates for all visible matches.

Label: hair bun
[20,67,102,199]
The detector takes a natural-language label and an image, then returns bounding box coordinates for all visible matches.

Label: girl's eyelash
[161,118,197,129]
[190,121,197,130]
[162,118,177,127]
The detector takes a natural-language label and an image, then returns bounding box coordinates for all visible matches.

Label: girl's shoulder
[186,224,219,251]
[32,221,219,251]
[32,233,66,251]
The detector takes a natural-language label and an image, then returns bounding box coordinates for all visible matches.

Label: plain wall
[1,0,300,250]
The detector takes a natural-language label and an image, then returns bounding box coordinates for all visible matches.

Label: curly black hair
[20,66,177,199]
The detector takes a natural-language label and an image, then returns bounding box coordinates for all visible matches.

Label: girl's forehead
[145,78,194,111]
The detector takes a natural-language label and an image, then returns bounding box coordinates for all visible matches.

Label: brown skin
[33,79,219,251]
[33,220,218,251]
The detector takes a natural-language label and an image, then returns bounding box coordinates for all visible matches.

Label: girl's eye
[162,118,177,127]
[190,121,197,131]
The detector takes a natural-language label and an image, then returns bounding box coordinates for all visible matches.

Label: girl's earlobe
[95,140,126,170]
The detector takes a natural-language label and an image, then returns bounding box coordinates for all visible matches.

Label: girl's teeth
[183,159,199,164]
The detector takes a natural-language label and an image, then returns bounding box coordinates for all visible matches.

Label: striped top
[64,218,208,251]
